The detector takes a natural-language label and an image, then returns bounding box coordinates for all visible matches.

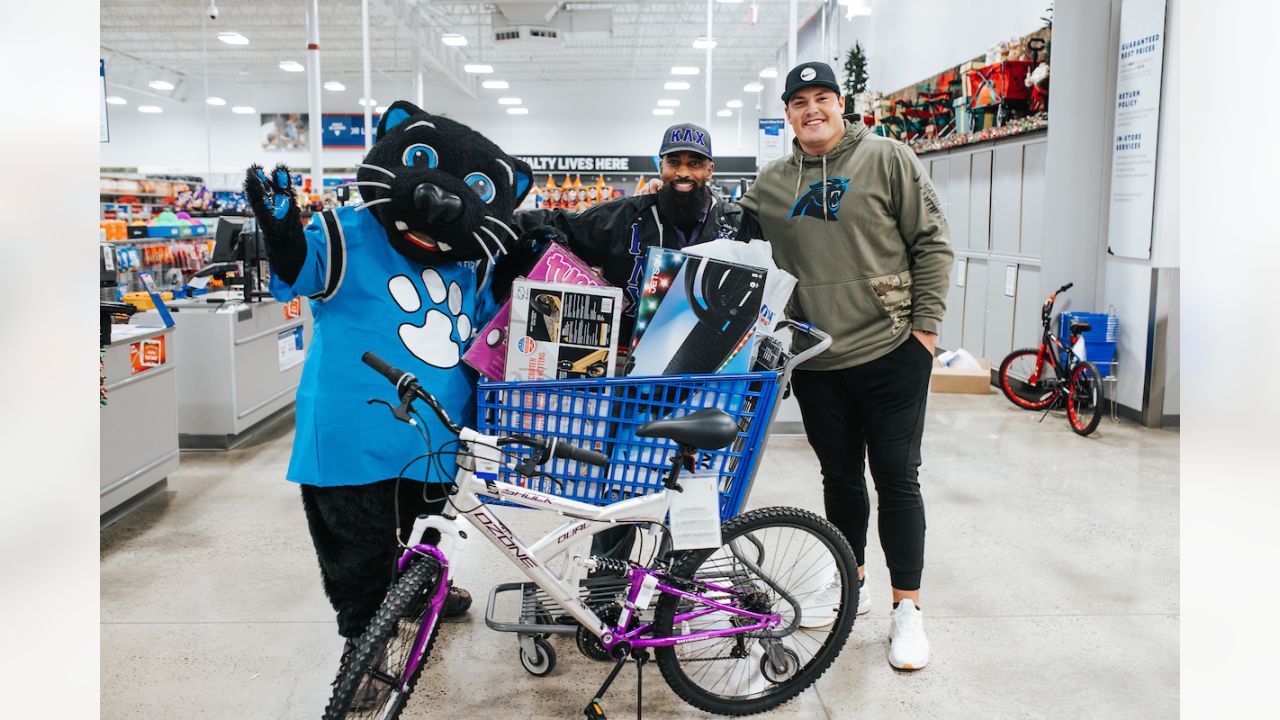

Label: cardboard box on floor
[930,357,992,394]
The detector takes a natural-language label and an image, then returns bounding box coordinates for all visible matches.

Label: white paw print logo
[387,268,472,369]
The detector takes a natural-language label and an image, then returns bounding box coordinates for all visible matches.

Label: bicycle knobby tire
[323,557,443,720]
[652,507,858,716]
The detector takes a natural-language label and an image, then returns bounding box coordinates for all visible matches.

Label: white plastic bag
[937,347,982,370]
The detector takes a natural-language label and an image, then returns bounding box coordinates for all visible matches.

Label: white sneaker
[887,599,929,670]
[856,576,870,615]
[797,576,839,628]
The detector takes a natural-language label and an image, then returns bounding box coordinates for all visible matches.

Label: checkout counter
[135,291,313,448]
[101,323,179,517]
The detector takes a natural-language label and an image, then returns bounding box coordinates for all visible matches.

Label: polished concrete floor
[101,391,1179,719]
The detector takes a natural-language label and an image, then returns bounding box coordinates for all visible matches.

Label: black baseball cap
[659,123,713,160]
[782,61,842,103]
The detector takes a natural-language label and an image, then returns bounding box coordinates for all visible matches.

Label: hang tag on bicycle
[467,431,504,496]
[667,473,723,550]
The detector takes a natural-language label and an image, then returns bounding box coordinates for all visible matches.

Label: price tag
[1004,264,1018,298]
[667,473,723,550]
[956,258,967,288]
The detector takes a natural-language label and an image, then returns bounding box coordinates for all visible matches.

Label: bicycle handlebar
[362,351,608,469]
[1057,282,1073,294]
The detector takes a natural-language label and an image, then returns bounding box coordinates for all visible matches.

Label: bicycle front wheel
[999,347,1061,410]
[652,507,858,716]
[323,557,444,720]
[1066,360,1104,436]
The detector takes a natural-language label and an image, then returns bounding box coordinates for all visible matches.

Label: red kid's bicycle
[996,282,1105,436]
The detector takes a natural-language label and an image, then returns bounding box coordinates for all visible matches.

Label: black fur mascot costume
[245,101,534,693]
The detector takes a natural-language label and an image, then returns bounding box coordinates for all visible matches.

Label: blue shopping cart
[475,320,832,521]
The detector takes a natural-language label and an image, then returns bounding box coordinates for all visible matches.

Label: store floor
[101,392,1179,719]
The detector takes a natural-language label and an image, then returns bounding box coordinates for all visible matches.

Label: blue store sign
[321,114,382,148]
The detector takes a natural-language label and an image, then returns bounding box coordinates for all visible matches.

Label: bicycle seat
[1069,321,1092,335]
[636,407,738,450]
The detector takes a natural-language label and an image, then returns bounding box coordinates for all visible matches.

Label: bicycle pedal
[584,698,607,720]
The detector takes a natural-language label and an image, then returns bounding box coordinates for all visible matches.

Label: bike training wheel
[652,507,858,716]
[323,557,443,720]
[999,347,1061,410]
[1066,360,1104,437]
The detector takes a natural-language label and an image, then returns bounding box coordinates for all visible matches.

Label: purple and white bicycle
[325,350,858,720]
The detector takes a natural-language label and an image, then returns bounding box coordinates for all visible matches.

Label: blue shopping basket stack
[1059,311,1119,377]
[476,372,781,521]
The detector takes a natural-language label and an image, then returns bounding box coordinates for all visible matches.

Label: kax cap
[659,123,713,160]
[782,61,842,103]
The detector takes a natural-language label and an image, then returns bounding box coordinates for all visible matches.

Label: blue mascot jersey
[270,206,497,487]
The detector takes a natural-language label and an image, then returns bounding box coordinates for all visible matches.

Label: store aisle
[100,393,1178,719]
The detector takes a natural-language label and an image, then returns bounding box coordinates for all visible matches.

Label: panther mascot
[245,100,533,699]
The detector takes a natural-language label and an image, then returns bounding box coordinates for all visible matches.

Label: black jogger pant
[300,479,448,638]
[790,336,933,591]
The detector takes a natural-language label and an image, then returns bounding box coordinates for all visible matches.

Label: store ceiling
[101,0,827,105]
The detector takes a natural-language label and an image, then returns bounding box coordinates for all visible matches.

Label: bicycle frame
[1027,290,1087,387]
[391,427,784,689]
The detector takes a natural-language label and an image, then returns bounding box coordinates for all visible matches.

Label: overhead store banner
[261,113,310,151]
[516,155,759,175]
[322,114,381,148]
[1106,0,1168,260]
[758,119,785,169]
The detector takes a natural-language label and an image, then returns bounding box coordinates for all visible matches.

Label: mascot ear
[377,100,423,137]
[510,156,534,208]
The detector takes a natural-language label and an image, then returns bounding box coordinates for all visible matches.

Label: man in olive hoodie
[739,61,953,671]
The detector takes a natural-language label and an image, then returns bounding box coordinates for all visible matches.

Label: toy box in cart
[505,279,623,382]
[628,248,765,377]
[463,243,607,381]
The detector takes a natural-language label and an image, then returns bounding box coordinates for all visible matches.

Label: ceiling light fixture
[652,108,675,116]
[692,36,717,50]
[717,109,733,117]
[671,66,700,76]
[323,81,346,92]
[216,32,249,45]
[137,105,162,113]
[839,0,873,18]
[664,81,691,91]
[498,97,522,105]
[105,96,127,105]
[148,80,174,91]
[507,107,529,115]
[716,0,744,4]
[206,96,226,106]
[743,81,764,92]
[759,67,778,78]
[358,98,377,107]
[726,99,744,108]
[464,64,494,74]
[279,61,305,72]
[482,80,509,89]
[657,99,680,107]
[441,33,468,47]
[232,106,256,114]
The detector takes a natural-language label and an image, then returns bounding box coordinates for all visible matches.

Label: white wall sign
[956,257,967,288]
[757,119,785,169]
[1004,264,1018,298]
[1106,0,1168,260]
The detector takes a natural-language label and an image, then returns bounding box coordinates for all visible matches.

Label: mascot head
[354,100,533,266]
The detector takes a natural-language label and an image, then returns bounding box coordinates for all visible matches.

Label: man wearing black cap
[738,61,954,671]
[507,123,756,566]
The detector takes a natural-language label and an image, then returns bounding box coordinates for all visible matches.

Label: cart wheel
[519,637,557,676]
